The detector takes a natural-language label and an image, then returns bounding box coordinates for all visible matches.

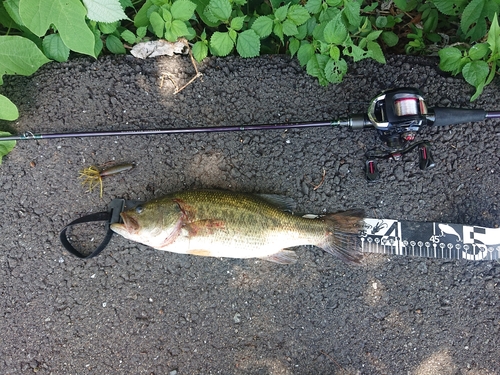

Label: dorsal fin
[256,194,297,212]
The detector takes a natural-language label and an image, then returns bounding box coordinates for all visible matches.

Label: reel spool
[367,88,428,149]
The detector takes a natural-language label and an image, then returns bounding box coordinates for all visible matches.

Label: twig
[160,38,203,94]
[313,168,326,190]
[320,350,345,370]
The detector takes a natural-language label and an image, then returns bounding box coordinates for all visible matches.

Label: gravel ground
[0,54,499,375]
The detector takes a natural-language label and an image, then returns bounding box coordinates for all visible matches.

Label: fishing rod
[2,87,499,180]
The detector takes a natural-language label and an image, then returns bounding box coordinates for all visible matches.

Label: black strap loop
[60,199,142,259]
[59,211,113,259]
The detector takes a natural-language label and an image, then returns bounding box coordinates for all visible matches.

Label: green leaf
[438,47,463,74]
[82,0,128,23]
[0,95,19,121]
[134,0,153,27]
[375,16,387,28]
[329,45,340,60]
[19,0,96,57]
[136,26,147,39]
[185,26,196,40]
[470,81,485,102]
[3,0,25,27]
[319,7,340,23]
[119,0,133,9]
[92,26,104,56]
[210,31,234,56]
[367,40,385,63]
[165,28,177,42]
[269,0,282,9]
[287,5,310,26]
[229,28,237,42]
[433,0,468,16]
[306,53,329,85]
[324,57,347,83]
[469,43,490,60]
[323,15,347,45]
[343,0,360,28]
[170,19,190,38]
[0,131,16,164]
[295,22,308,40]
[366,30,383,41]
[486,60,497,85]
[273,22,284,43]
[192,40,208,61]
[282,19,298,36]
[423,9,439,33]
[305,0,322,14]
[231,16,246,31]
[289,37,300,57]
[363,2,378,12]
[345,44,368,61]
[98,21,119,34]
[206,0,232,22]
[0,36,50,85]
[462,60,489,87]
[460,0,484,35]
[171,0,197,21]
[274,4,289,22]
[381,31,398,47]
[326,0,342,6]
[297,41,315,66]
[149,11,165,37]
[236,29,260,58]
[487,13,500,58]
[42,33,70,62]
[162,9,173,23]
[191,0,220,27]
[106,34,126,53]
[121,29,137,44]
[393,0,417,11]
[251,16,273,38]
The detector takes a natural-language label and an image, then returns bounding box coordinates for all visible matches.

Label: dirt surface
[0,54,499,375]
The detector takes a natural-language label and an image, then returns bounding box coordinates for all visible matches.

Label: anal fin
[259,249,297,264]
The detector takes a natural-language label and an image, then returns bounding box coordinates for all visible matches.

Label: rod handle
[429,107,487,127]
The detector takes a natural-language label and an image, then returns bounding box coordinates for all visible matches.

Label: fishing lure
[79,163,134,198]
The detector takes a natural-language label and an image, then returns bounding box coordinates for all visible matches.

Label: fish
[110,190,364,264]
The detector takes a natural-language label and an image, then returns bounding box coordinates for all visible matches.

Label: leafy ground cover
[0,0,499,127]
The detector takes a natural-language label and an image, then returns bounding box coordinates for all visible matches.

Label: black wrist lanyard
[59,198,141,259]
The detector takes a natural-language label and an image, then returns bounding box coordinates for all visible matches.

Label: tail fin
[319,209,365,263]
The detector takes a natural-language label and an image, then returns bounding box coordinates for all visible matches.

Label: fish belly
[155,226,314,259]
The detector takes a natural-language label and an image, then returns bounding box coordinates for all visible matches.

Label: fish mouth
[119,212,140,233]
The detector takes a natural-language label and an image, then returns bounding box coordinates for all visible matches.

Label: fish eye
[135,205,144,214]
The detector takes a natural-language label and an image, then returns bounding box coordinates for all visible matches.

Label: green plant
[0,0,130,118]
[439,13,500,101]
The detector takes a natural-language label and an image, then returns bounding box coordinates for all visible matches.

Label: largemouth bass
[110,190,364,264]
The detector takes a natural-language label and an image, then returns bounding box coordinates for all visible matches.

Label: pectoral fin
[158,216,184,249]
[259,249,297,264]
